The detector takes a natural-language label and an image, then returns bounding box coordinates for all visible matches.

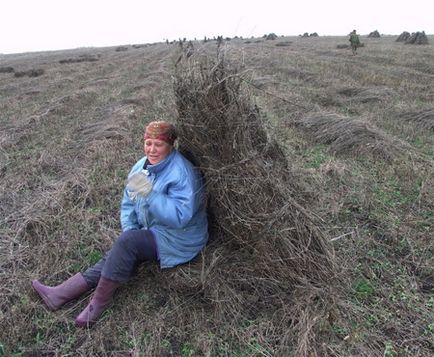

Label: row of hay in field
[0,66,14,73]
[337,86,394,104]
[400,108,434,131]
[296,113,412,162]
[59,54,99,64]
[155,48,339,355]
[0,68,45,77]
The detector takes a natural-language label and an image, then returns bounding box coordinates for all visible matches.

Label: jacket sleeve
[146,174,199,229]
[120,159,146,232]
[120,187,140,231]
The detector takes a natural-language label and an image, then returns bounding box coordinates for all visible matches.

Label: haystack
[405,31,429,45]
[368,30,381,38]
[265,33,278,40]
[396,31,410,42]
[159,49,339,355]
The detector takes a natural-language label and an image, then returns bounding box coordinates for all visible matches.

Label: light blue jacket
[120,150,208,268]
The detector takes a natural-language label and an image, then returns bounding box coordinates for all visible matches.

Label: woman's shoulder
[172,151,196,172]
[130,156,147,172]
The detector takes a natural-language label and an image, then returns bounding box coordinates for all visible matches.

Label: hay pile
[368,30,380,38]
[400,109,434,131]
[275,41,292,47]
[297,113,411,161]
[14,68,44,78]
[59,54,99,64]
[159,50,339,355]
[265,33,278,40]
[0,66,14,73]
[396,31,411,42]
[405,31,429,45]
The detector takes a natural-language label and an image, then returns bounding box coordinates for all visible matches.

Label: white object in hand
[127,171,152,200]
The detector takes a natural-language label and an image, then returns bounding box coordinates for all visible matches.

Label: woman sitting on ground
[32,120,209,327]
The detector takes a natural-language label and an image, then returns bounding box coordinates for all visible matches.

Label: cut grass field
[1,35,433,356]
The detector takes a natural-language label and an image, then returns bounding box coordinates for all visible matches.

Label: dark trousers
[82,229,158,287]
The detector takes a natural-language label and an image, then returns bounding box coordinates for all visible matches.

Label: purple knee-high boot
[31,273,90,311]
[75,277,121,328]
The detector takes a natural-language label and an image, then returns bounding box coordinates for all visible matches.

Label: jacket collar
[145,150,176,175]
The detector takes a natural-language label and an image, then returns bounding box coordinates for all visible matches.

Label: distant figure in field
[349,30,361,55]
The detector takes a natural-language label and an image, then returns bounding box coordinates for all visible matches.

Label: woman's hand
[126,171,153,200]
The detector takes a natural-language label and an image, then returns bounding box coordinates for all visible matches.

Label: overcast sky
[1,0,433,54]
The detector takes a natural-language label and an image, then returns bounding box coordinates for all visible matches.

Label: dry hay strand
[248,75,280,89]
[48,89,98,116]
[157,49,339,354]
[337,86,394,104]
[0,126,32,150]
[297,112,410,161]
[78,121,129,142]
[6,170,92,241]
[400,108,434,131]
[76,103,135,143]
[7,90,99,131]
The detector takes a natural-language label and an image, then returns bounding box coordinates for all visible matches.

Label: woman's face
[144,138,172,164]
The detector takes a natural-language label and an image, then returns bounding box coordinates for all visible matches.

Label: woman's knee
[114,229,147,252]
[115,230,136,250]
[111,229,157,262]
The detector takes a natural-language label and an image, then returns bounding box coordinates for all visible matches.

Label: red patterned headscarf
[143,121,177,145]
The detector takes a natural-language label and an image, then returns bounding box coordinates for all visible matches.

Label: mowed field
[1,35,433,356]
